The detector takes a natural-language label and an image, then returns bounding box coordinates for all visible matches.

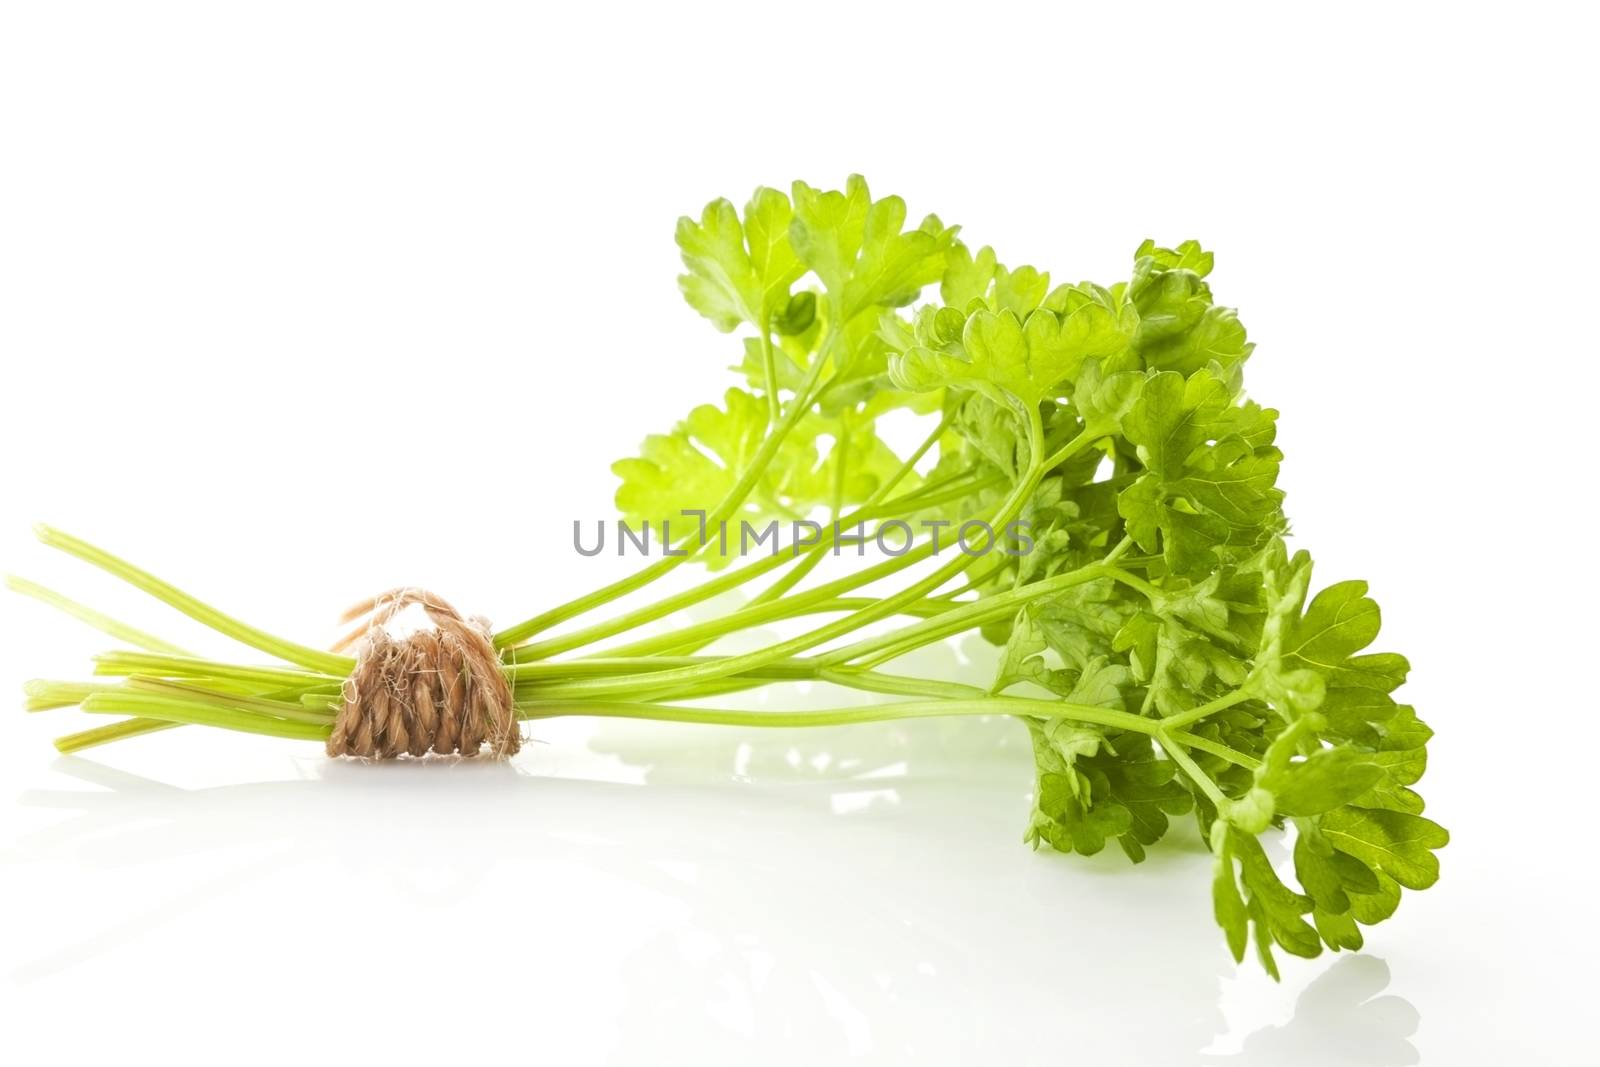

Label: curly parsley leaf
[886,300,1132,408]
[1129,239,1253,376]
[1118,368,1285,575]
[677,188,806,333]
[790,175,958,321]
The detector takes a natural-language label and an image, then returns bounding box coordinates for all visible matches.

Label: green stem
[80,692,332,742]
[758,329,782,423]
[1103,566,1164,602]
[830,420,851,518]
[518,695,1162,735]
[511,413,952,661]
[122,676,335,723]
[1173,730,1259,769]
[93,650,340,689]
[761,595,956,621]
[1160,685,1256,730]
[1155,728,1230,808]
[512,546,799,661]
[7,575,197,741]
[494,350,834,647]
[6,575,192,655]
[585,539,937,661]
[23,680,122,712]
[934,562,1009,601]
[813,668,983,701]
[872,472,1002,514]
[33,526,351,675]
[522,410,1060,702]
[53,718,180,754]
[505,656,981,702]
[742,543,826,610]
[845,536,1131,671]
[817,559,1109,669]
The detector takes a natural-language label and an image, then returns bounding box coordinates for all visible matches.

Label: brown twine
[325,588,521,759]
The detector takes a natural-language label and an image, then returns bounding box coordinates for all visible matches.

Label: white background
[1,2,1595,1063]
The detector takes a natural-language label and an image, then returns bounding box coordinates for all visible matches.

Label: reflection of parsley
[16,178,1443,975]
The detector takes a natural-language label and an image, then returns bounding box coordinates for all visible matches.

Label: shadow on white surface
[1204,956,1419,1065]
[5,716,1419,1065]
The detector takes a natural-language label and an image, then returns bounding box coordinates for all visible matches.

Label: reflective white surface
[2,720,1407,1065]
[2,660,1588,1065]
[3,2,1597,1062]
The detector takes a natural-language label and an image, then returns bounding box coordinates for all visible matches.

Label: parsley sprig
[14,176,1444,974]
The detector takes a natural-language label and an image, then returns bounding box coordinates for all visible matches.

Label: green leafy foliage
[1198,548,1445,970]
[611,387,907,561]
[886,298,1132,407]
[643,184,1443,976]
[621,176,960,547]
[612,387,769,531]
[1129,239,1253,376]
[1118,369,1285,575]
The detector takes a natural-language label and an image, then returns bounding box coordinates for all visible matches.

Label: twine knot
[326,589,520,759]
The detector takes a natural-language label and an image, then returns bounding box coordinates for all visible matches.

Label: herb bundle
[14,176,1445,974]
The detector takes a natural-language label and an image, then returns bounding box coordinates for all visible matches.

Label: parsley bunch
[16,176,1444,974]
